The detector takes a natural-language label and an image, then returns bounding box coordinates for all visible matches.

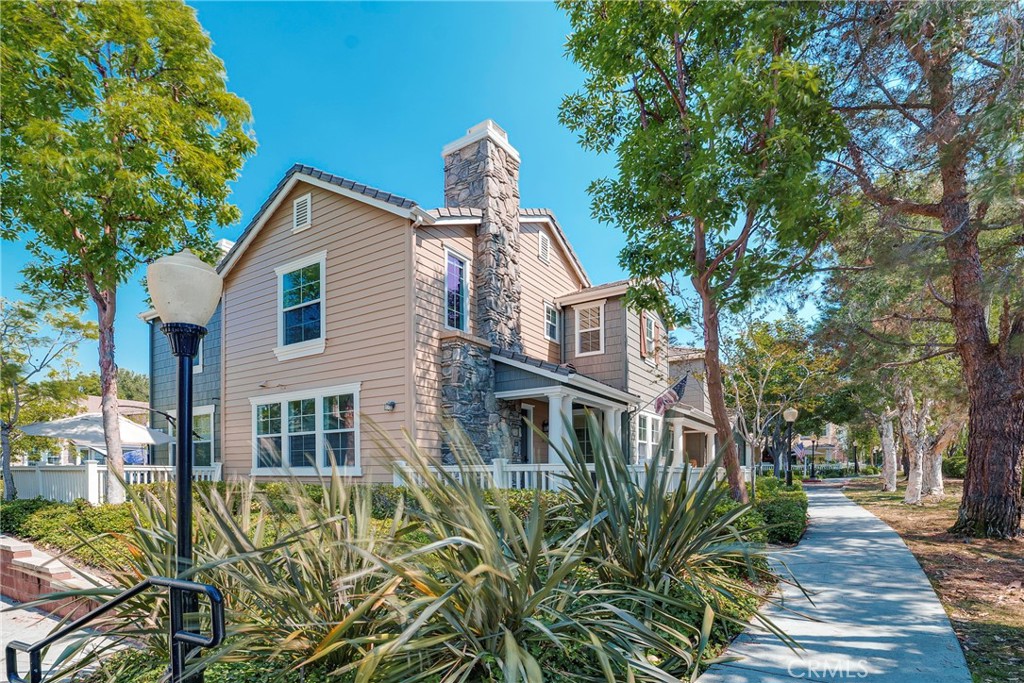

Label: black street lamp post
[783,407,798,487]
[810,438,817,479]
[148,250,222,683]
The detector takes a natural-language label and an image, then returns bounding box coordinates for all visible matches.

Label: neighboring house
[144,121,718,483]
[796,423,848,462]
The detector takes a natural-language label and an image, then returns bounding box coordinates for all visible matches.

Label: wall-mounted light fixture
[384,401,397,412]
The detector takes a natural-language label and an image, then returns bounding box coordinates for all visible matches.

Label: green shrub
[0,497,135,567]
[756,497,808,544]
[0,497,64,535]
[943,451,967,478]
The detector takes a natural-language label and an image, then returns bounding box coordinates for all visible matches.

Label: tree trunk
[1,425,16,501]
[878,411,897,492]
[700,295,748,503]
[922,447,944,498]
[897,383,929,505]
[92,285,125,505]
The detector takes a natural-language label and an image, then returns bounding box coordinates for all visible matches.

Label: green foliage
[752,475,808,544]
[20,424,791,683]
[72,369,150,402]
[80,649,332,683]
[0,496,134,567]
[1,0,257,301]
[558,1,848,323]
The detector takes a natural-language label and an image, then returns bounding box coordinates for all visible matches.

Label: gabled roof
[555,279,631,306]
[217,164,432,279]
[518,209,590,287]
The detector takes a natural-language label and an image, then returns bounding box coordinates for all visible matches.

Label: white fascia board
[555,284,630,307]
[138,308,159,322]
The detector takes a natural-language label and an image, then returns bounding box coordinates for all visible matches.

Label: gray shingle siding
[148,303,222,466]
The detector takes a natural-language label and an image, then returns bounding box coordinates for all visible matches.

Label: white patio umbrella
[19,412,173,449]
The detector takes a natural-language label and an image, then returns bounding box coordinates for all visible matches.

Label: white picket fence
[10,462,222,505]
[394,458,755,494]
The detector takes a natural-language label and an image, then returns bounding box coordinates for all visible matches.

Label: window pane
[289,434,316,468]
[257,436,282,468]
[639,416,648,440]
[282,264,321,308]
[193,414,212,440]
[284,303,321,345]
[257,404,281,435]
[324,432,354,467]
[288,399,316,433]
[194,442,212,467]
[446,254,465,330]
[580,329,601,353]
[323,394,354,430]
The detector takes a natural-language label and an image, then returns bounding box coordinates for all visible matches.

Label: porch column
[671,420,685,466]
[705,431,717,465]
[547,391,574,461]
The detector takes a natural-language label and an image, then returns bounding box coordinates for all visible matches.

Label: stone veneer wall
[443,134,523,353]
[439,336,521,464]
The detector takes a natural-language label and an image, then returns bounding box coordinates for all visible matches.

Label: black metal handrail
[6,576,224,683]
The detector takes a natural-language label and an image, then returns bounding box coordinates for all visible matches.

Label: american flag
[654,374,688,416]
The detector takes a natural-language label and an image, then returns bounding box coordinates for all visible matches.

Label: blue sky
[1,1,629,375]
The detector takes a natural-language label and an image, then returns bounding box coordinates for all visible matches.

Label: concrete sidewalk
[699,485,971,683]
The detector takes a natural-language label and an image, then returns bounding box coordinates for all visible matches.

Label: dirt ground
[842,478,1024,683]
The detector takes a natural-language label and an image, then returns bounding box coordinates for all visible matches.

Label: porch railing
[9,462,223,505]
[394,459,754,494]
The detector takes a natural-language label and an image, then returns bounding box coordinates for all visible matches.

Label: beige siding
[412,223,477,456]
[518,222,584,362]
[564,297,627,391]
[221,181,412,483]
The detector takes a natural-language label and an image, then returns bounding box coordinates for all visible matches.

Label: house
[144,121,719,483]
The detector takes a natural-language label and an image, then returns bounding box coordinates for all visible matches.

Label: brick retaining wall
[0,536,101,620]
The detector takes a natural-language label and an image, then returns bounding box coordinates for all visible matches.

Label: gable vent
[538,232,552,264]
[293,193,312,232]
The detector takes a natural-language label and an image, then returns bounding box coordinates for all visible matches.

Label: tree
[559,1,848,502]
[1,1,256,503]
[73,369,149,402]
[723,312,838,474]
[1,299,96,500]
[823,2,1023,536]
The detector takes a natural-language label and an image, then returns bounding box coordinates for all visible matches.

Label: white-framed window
[544,303,559,342]
[538,231,552,264]
[576,302,604,356]
[644,313,657,365]
[274,251,327,361]
[445,248,468,331]
[168,405,216,467]
[250,383,360,476]
[293,193,312,232]
[192,338,204,373]
[636,413,661,463]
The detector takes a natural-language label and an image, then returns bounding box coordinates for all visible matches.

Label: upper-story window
[445,249,468,331]
[576,302,604,356]
[274,251,327,361]
[642,313,658,364]
[293,193,312,232]
[544,303,559,342]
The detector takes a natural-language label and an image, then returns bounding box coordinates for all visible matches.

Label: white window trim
[443,246,471,332]
[273,251,327,361]
[249,382,362,477]
[292,192,312,233]
[575,300,605,357]
[167,405,217,466]
[538,231,552,265]
[544,302,560,343]
[193,337,204,374]
[635,412,662,464]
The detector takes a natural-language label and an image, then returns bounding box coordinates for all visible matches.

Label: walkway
[700,485,971,683]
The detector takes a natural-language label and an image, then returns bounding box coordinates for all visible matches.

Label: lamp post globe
[783,407,798,486]
[146,249,222,683]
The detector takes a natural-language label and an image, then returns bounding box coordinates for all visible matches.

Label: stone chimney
[442,120,522,352]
